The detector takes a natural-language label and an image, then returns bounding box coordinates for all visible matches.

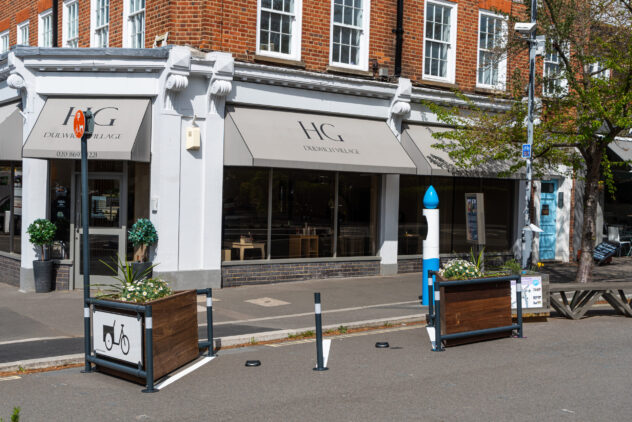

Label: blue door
[539,180,557,260]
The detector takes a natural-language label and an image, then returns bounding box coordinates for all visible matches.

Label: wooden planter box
[95,290,199,383]
[439,275,512,347]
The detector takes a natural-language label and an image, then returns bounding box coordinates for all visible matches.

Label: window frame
[328,0,371,71]
[0,30,9,53]
[476,10,507,90]
[123,0,145,48]
[422,0,458,84]
[38,9,53,47]
[542,44,568,97]
[63,0,80,47]
[91,0,110,47]
[17,21,29,46]
[256,0,303,61]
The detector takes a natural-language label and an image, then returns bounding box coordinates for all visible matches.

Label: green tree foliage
[428,0,632,282]
[26,219,57,261]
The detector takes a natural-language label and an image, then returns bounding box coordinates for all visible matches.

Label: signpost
[76,110,94,373]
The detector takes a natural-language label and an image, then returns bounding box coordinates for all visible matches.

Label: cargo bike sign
[93,310,143,365]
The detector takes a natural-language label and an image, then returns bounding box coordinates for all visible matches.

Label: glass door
[73,173,127,287]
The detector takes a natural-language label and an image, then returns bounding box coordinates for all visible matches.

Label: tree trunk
[575,147,602,283]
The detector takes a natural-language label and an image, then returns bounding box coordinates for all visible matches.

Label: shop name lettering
[298,121,358,154]
[44,106,122,140]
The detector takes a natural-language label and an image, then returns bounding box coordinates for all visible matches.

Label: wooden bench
[549,282,632,320]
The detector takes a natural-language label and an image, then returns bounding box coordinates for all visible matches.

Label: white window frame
[17,21,29,46]
[476,10,507,90]
[123,0,145,48]
[543,45,568,97]
[329,0,371,71]
[38,9,54,47]
[63,0,80,47]
[91,0,110,47]
[423,0,458,84]
[0,30,9,53]
[256,0,303,61]
[587,61,610,80]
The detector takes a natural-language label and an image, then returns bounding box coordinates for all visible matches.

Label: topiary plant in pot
[27,218,57,292]
[128,218,158,280]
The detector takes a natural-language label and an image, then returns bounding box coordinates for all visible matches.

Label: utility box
[185,126,201,150]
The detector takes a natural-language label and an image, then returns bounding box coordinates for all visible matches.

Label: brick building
[1,1,579,291]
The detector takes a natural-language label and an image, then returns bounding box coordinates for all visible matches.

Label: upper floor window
[587,61,610,80]
[330,0,370,70]
[543,48,567,96]
[92,0,110,47]
[39,9,53,47]
[63,0,79,47]
[477,11,507,90]
[257,0,302,60]
[0,31,9,53]
[125,0,145,48]
[17,21,29,46]
[423,0,457,83]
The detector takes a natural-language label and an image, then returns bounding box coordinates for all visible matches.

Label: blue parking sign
[522,144,531,159]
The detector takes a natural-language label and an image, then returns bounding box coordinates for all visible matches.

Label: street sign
[522,143,531,159]
[73,110,85,138]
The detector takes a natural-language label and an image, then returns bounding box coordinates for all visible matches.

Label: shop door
[538,180,557,260]
[73,174,127,287]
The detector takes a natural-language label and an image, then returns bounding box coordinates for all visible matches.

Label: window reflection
[337,173,378,257]
[0,163,22,254]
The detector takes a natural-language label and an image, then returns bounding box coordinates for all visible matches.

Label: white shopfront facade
[0,46,576,292]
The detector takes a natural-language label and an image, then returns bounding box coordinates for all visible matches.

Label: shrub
[26,219,57,260]
[128,218,158,248]
[439,258,482,280]
[95,256,169,303]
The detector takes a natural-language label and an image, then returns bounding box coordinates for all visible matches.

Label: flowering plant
[119,278,172,303]
[438,258,482,280]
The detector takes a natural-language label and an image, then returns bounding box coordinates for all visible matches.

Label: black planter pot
[132,261,153,280]
[33,260,53,293]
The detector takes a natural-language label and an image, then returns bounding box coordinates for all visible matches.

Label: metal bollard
[313,292,328,371]
[142,305,158,393]
[206,288,216,356]
[433,285,444,352]
[516,277,524,338]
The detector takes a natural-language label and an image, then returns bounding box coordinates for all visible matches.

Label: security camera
[514,22,536,34]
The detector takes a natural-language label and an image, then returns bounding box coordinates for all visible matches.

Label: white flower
[143,291,147,296]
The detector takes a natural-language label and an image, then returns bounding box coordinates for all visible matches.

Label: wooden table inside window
[224,241,266,260]
[289,235,318,258]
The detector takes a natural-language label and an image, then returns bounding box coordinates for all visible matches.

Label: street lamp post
[520,0,538,269]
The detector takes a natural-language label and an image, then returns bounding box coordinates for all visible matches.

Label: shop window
[0,163,22,255]
[337,173,378,257]
[49,161,73,259]
[271,169,335,259]
[398,176,514,254]
[222,168,270,261]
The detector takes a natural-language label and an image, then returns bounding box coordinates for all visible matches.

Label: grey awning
[23,98,151,161]
[225,106,416,174]
[0,102,23,162]
[609,138,632,162]
[402,124,523,178]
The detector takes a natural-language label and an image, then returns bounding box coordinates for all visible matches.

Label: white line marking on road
[245,297,291,307]
[0,376,21,381]
[561,409,576,414]
[0,336,71,346]
[154,356,215,391]
[267,325,421,347]
[207,300,420,327]
[323,339,331,367]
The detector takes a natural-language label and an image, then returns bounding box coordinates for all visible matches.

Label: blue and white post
[422,186,440,307]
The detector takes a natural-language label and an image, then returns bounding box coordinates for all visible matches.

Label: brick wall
[397,257,423,274]
[222,259,381,287]
[0,254,20,287]
[53,261,71,290]
[0,0,532,95]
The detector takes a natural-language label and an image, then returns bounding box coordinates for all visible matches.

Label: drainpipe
[52,0,59,47]
[393,0,404,77]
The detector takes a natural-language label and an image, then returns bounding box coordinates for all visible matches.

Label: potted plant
[128,218,158,280]
[27,218,57,293]
[94,257,199,383]
[435,255,513,346]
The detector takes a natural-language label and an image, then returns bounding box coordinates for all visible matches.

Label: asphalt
[1,256,631,373]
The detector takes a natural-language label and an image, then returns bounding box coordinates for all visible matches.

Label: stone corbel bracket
[7,72,28,112]
[207,52,234,110]
[390,77,412,118]
[164,47,191,111]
